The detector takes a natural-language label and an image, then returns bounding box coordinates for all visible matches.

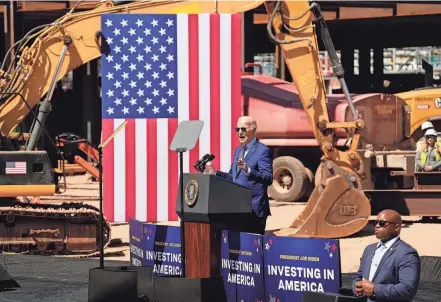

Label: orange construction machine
[240,70,441,228]
[0,0,438,249]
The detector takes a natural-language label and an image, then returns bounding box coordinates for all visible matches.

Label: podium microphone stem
[178,149,186,277]
[98,146,104,269]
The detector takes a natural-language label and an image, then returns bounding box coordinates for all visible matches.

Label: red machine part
[57,138,100,181]
[241,74,349,144]
[74,156,99,180]
[240,72,407,203]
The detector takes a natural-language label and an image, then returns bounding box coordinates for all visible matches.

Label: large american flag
[100,13,242,223]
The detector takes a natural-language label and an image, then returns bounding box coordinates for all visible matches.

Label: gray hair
[238,116,257,131]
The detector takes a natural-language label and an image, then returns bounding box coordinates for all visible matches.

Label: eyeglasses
[426,136,437,140]
[374,220,396,227]
[235,127,247,133]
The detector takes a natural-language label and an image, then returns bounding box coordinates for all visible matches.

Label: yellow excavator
[0,0,374,251]
[396,88,441,141]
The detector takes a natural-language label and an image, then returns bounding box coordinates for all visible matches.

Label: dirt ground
[43,174,441,273]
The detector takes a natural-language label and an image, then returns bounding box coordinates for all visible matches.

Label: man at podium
[204,116,273,235]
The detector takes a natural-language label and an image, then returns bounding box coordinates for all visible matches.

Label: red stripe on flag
[102,119,114,222]
[147,119,157,222]
[143,121,149,222]
[125,119,136,221]
[168,118,179,221]
[231,14,242,154]
[210,14,221,170]
[188,14,199,173]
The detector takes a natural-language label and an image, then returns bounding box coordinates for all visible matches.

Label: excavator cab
[0,149,110,253]
[0,150,55,198]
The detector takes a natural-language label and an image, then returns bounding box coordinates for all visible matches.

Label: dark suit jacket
[215,138,273,218]
[352,237,420,302]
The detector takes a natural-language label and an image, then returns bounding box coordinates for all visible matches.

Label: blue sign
[221,230,265,302]
[128,219,343,302]
[143,224,182,276]
[263,236,341,302]
[129,218,144,266]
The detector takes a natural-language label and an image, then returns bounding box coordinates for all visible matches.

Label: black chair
[102,266,155,300]
[153,275,227,302]
[88,267,139,302]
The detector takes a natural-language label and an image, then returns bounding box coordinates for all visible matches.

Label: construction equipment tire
[268,156,308,202]
[303,167,315,199]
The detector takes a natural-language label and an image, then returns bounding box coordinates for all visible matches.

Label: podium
[176,173,260,279]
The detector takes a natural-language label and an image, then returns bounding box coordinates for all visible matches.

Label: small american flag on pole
[6,161,26,174]
[100,13,242,223]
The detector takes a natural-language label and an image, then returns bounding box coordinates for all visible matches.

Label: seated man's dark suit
[352,237,420,302]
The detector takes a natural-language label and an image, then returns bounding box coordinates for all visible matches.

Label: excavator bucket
[275,160,371,238]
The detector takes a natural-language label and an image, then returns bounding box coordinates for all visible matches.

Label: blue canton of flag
[101,14,178,119]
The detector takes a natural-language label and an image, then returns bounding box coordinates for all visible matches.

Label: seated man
[416,128,441,172]
[204,116,273,235]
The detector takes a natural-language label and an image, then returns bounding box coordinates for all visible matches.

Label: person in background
[352,209,420,302]
[416,121,440,152]
[415,128,441,172]
[204,116,273,235]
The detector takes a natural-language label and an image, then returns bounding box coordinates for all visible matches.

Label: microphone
[195,154,209,166]
[204,154,215,163]
[194,154,210,172]
[198,154,215,173]
[194,154,216,173]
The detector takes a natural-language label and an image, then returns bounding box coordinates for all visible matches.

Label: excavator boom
[263,1,370,238]
[0,0,371,245]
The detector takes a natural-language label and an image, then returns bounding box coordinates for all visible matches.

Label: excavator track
[0,200,111,256]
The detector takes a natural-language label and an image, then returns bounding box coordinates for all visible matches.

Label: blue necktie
[237,146,247,174]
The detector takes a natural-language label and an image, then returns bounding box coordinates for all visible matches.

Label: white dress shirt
[368,236,400,281]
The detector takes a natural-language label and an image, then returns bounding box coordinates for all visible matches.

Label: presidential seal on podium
[185,179,199,207]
